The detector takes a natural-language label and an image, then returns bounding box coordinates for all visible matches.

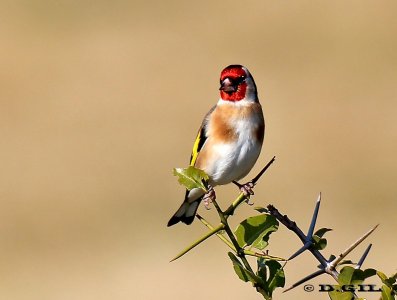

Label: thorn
[286,195,321,261]
[356,244,372,269]
[284,269,325,292]
[170,223,225,262]
[307,193,321,238]
[329,224,379,270]
[288,241,312,261]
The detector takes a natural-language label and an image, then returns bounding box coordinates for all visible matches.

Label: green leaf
[381,285,393,300]
[256,258,285,297]
[312,228,332,250]
[338,267,355,286]
[228,252,263,285]
[338,266,376,285]
[362,268,377,279]
[378,271,389,282]
[328,290,355,300]
[312,235,327,250]
[378,271,397,288]
[266,260,285,293]
[314,227,332,238]
[234,214,278,250]
[386,276,397,286]
[329,254,337,261]
[173,166,209,192]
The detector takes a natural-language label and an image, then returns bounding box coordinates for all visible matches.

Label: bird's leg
[232,180,255,205]
[203,185,216,210]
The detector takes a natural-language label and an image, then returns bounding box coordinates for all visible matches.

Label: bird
[167,64,265,226]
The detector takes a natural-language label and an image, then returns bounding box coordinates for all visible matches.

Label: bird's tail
[167,198,202,226]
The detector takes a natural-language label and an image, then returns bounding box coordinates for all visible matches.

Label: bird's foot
[232,181,255,205]
[203,185,216,210]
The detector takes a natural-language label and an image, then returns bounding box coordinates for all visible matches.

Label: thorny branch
[171,156,381,299]
[170,156,276,262]
[267,200,378,293]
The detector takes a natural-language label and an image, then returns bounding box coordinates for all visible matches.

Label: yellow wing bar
[190,129,202,166]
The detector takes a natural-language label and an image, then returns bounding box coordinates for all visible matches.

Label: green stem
[211,183,273,297]
[196,214,235,251]
[197,214,286,261]
[172,157,276,297]
[224,193,247,218]
[170,223,225,262]
[211,198,255,273]
[245,250,286,261]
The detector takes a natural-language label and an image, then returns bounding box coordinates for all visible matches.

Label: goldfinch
[168,65,265,226]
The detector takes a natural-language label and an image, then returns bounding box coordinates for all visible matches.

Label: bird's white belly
[207,138,261,186]
[201,101,264,187]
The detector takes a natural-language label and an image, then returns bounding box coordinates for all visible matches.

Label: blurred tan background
[1,1,396,299]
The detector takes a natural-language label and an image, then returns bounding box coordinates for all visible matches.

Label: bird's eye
[236,76,246,84]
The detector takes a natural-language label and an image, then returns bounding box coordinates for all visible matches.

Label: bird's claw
[233,181,255,204]
[246,198,254,206]
[203,198,212,210]
[241,181,255,196]
[203,185,216,209]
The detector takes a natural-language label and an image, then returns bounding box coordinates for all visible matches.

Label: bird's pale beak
[219,78,237,93]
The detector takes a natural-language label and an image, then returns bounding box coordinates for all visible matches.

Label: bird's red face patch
[219,65,248,101]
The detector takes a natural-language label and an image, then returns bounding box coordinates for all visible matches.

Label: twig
[267,203,331,271]
[268,199,378,293]
[224,156,276,217]
[251,156,276,185]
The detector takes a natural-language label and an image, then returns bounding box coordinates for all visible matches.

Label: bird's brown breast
[210,102,264,143]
